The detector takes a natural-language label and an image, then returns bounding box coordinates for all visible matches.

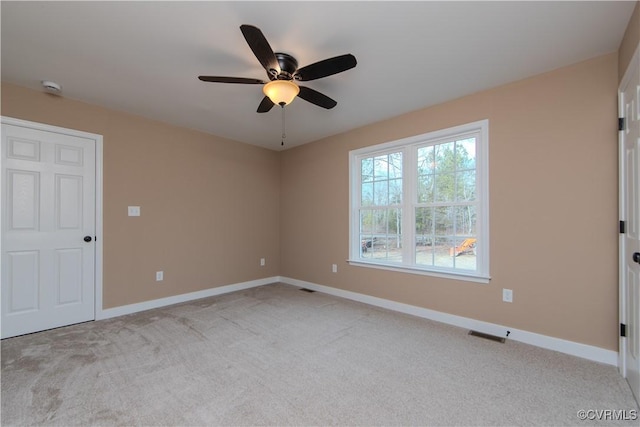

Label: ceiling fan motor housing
[274,53,298,80]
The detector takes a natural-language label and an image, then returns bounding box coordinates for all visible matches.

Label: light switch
[128,206,141,217]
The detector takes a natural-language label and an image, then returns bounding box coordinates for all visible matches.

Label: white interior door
[620,45,640,405]
[1,121,96,339]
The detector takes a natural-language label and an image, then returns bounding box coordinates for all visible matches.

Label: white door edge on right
[619,42,640,406]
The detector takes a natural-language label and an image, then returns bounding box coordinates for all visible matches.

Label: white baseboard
[280,277,618,366]
[96,277,279,320]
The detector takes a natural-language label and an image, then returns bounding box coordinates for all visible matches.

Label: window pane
[360,209,374,234]
[435,142,455,173]
[455,205,476,236]
[456,170,475,201]
[373,181,388,205]
[415,207,434,266]
[374,155,389,179]
[435,172,455,202]
[415,207,433,236]
[390,178,402,204]
[361,182,373,206]
[385,208,403,262]
[433,206,453,268]
[361,158,374,182]
[417,146,435,174]
[456,138,476,170]
[416,239,435,266]
[452,206,476,270]
[418,174,434,203]
[387,208,401,235]
[434,206,453,236]
[360,209,374,257]
[389,152,403,179]
[371,209,387,235]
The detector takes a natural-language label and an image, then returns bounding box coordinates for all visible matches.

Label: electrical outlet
[260,258,265,267]
[502,288,513,303]
[128,206,141,216]
[332,264,338,273]
[156,271,163,281]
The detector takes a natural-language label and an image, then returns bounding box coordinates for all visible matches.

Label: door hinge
[619,117,625,131]
[620,220,626,234]
[621,323,627,337]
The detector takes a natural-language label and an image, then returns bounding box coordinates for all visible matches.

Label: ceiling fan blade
[294,54,357,81]
[257,96,275,113]
[240,24,281,78]
[198,76,265,84]
[297,86,337,109]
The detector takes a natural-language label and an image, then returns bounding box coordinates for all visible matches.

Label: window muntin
[349,120,489,282]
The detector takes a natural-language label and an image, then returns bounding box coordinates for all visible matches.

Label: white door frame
[0,116,104,324]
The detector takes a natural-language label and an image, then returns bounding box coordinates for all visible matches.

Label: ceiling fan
[198,25,357,113]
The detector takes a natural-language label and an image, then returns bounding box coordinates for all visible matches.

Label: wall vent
[468,330,506,343]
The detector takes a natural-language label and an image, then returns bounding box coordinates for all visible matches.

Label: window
[349,120,489,283]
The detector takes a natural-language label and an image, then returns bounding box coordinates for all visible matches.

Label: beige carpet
[1,283,638,426]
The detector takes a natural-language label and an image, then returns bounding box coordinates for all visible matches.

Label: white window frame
[348,120,490,283]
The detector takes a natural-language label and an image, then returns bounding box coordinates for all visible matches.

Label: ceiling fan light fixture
[263,80,299,106]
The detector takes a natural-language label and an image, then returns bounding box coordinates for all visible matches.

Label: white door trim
[0,116,104,323]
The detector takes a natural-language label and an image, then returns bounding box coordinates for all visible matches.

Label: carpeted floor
[1,283,638,426]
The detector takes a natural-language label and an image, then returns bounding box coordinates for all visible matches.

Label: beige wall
[1,83,281,308]
[280,53,619,350]
[619,1,640,82]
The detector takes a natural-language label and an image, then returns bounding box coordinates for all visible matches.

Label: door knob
[83,236,92,243]
[633,252,640,264]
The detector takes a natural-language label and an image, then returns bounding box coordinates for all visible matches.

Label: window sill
[346,259,491,284]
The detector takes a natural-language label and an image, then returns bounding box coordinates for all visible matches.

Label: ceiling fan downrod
[281,105,286,146]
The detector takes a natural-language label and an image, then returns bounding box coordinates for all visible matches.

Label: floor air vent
[299,288,316,293]
[468,330,506,343]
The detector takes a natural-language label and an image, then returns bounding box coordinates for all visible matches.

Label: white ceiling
[1,1,635,151]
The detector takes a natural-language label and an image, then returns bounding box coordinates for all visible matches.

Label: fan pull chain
[281,105,286,146]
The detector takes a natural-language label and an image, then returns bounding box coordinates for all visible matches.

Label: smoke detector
[41,80,61,95]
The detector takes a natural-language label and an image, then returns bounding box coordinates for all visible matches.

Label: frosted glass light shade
[263,80,300,106]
